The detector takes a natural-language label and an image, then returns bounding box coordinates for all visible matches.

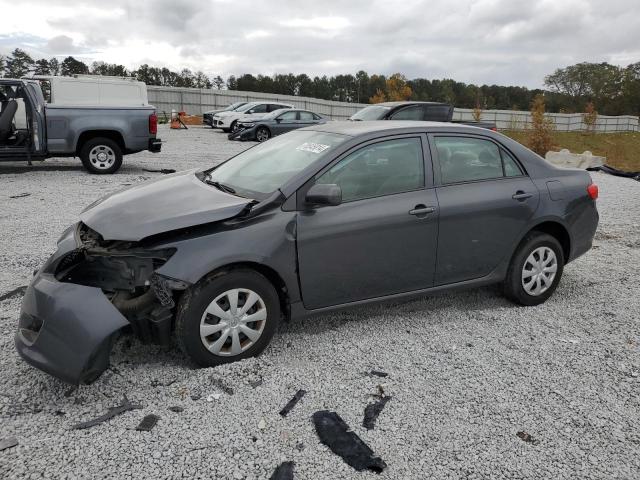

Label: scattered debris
[0,286,27,302]
[142,168,177,174]
[71,396,142,430]
[312,410,387,473]
[210,377,234,395]
[136,414,160,432]
[279,389,306,417]
[363,396,391,430]
[366,370,389,378]
[588,164,640,181]
[295,441,305,451]
[0,437,18,452]
[64,386,77,398]
[190,393,201,401]
[517,431,539,445]
[168,406,184,413]
[206,393,222,402]
[9,193,31,199]
[258,418,267,430]
[249,378,263,389]
[269,461,294,480]
[54,410,66,416]
[151,378,177,387]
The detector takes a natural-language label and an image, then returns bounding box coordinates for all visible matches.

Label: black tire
[175,269,281,367]
[79,137,123,174]
[504,232,564,306]
[230,121,238,133]
[255,127,271,142]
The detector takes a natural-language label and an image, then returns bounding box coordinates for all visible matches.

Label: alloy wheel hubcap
[257,129,268,142]
[199,288,267,356]
[89,145,115,170]
[521,246,557,296]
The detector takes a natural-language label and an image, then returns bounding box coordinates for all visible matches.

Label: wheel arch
[76,130,125,154]
[522,220,571,264]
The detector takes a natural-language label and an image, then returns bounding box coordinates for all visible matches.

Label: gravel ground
[1,125,639,479]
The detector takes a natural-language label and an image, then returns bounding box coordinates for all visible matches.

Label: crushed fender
[136,414,160,432]
[279,389,306,417]
[71,396,142,430]
[269,461,294,480]
[363,396,391,430]
[0,436,18,452]
[312,410,387,473]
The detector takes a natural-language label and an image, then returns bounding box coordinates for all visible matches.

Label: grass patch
[502,131,640,172]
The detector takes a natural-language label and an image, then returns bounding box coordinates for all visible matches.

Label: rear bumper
[149,138,162,153]
[15,273,129,385]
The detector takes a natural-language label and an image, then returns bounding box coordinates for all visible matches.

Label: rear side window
[299,111,315,120]
[435,137,509,184]
[502,150,523,177]
[424,105,452,121]
[251,104,268,113]
[390,105,424,120]
[315,137,424,202]
[278,111,298,120]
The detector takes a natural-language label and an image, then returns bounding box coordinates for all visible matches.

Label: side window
[251,104,268,113]
[424,105,452,121]
[315,138,424,202]
[502,150,523,177]
[435,137,504,184]
[389,105,424,121]
[269,104,289,112]
[299,111,315,121]
[278,111,298,121]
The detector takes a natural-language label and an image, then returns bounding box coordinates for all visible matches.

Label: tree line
[1,48,639,115]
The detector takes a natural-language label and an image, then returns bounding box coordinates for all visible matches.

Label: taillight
[587,183,598,200]
[149,112,158,135]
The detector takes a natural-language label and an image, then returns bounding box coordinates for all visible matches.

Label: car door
[431,134,540,285]
[273,110,299,134]
[296,135,439,309]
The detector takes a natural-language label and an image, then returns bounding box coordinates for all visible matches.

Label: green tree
[33,59,51,75]
[213,75,225,90]
[4,48,34,77]
[49,58,60,76]
[60,56,89,76]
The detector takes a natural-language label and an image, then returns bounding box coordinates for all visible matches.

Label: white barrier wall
[148,86,639,132]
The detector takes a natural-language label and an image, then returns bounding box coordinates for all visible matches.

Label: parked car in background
[211,101,293,132]
[203,102,247,127]
[0,77,161,174]
[16,121,599,384]
[228,108,327,142]
[351,101,497,130]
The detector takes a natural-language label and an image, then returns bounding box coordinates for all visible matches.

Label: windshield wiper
[205,179,237,195]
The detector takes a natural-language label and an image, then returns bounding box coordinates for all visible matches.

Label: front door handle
[512,191,533,201]
[409,205,436,216]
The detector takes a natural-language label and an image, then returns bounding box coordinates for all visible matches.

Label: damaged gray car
[16,122,599,384]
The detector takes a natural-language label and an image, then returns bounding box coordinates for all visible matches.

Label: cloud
[0,0,638,88]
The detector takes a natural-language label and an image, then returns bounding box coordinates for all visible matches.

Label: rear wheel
[255,127,271,142]
[176,269,281,367]
[80,137,123,174]
[504,232,564,306]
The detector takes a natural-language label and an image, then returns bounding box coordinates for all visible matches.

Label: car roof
[366,101,450,107]
[303,120,487,136]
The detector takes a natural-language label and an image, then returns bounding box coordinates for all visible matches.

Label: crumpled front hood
[80,170,253,241]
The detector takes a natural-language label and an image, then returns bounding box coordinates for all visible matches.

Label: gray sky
[1,0,639,88]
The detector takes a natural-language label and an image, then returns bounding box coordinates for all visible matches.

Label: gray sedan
[16,121,599,383]
[228,108,326,142]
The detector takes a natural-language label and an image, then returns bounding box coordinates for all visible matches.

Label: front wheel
[255,127,271,142]
[504,232,564,306]
[79,137,123,174]
[176,269,281,367]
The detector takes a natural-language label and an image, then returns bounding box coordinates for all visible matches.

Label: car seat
[0,100,18,144]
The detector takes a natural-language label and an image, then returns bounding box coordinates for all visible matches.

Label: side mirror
[275,118,282,123]
[305,184,342,206]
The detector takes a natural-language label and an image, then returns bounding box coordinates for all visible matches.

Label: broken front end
[15,222,187,384]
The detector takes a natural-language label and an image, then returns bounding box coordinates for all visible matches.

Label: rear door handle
[512,191,533,201]
[409,205,436,216]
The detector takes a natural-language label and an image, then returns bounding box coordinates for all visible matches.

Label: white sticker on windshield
[296,142,330,154]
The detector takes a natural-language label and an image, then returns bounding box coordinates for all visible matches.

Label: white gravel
[1,125,639,479]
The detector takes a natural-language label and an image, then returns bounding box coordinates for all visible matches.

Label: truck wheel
[176,269,281,367]
[503,232,564,306]
[80,137,123,174]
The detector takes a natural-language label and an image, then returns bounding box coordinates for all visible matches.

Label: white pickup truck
[0,75,161,174]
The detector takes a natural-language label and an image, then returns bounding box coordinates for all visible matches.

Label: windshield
[350,105,391,121]
[225,102,246,111]
[206,130,348,199]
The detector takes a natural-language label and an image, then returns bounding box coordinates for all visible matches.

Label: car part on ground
[363,395,391,430]
[588,164,640,181]
[15,122,598,383]
[312,410,387,473]
[279,389,306,417]
[71,396,142,430]
[269,461,295,480]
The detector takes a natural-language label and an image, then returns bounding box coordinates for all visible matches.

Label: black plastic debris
[0,436,18,452]
[517,431,539,445]
[269,461,294,480]
[312,410,387,473]
[279,389,306,417]
[249,378,263,388]
[168,406,184,413]
[587,164,640,181]
[142,168,177,174]
[136,414,160,432]
[366,370,388,378]
[0,286,27,302]
[71,396,142,430]
[363,396,391,430]
[210,377,234,395]
[9,193,31,199]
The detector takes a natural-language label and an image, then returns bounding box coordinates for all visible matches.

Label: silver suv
[211,101,293,132]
